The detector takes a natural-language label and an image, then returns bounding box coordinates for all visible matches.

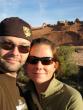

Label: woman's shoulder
[61,82,83,100]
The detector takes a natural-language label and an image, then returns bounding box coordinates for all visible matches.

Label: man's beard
[0,59,22,73]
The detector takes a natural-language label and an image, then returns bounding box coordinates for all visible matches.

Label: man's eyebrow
[19,42,30,45]
[0,39,12,42]
[0,38,30,46]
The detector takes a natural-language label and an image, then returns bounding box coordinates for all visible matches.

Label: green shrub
[57,46,79,77]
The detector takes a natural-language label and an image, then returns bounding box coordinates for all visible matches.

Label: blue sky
[0,0,83,27]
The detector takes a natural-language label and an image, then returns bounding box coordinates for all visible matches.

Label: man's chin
[0,60,22,73]
[3,64,21,72]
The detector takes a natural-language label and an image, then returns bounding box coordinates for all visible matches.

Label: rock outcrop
[32,18,83,46]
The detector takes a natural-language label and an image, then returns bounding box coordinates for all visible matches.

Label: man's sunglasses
[27,56,55,65]
[0,41,30,53]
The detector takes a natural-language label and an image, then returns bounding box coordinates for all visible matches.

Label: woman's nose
[35,61,44,68]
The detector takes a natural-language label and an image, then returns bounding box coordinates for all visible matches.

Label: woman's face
[25,44,58,84]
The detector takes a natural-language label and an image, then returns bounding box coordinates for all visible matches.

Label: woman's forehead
[30,44,53,57]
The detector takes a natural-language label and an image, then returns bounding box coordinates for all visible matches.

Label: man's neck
[6,72,17,78]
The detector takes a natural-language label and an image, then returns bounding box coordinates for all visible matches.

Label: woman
[24,37,83,110]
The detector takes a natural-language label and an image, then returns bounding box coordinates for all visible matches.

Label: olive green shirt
[26,77,83,110]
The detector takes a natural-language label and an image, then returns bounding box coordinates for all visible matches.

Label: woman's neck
[34,79,51,94]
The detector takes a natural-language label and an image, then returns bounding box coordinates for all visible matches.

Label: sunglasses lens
[27,56,54,65]
[0,41,30,53]
[27,56,38,64]
[42,57,53,65]
[18,45,30,53]
[0,42,14,50]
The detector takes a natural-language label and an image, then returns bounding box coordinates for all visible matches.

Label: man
[0,17,32,110]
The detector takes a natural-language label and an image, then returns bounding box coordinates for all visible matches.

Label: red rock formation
[32,19,83,46]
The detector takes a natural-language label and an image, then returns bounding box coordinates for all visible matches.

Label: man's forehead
[0,36,31,45]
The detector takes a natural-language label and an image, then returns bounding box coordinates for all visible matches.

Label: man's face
[0,36,30,72]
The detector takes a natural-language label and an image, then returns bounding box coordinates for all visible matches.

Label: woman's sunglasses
[0,41,30,53]
[27,56,55,65]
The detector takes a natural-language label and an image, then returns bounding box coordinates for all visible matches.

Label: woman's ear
[54,61,59,70]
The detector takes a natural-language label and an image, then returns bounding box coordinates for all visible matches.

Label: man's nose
[11,46,20,56]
